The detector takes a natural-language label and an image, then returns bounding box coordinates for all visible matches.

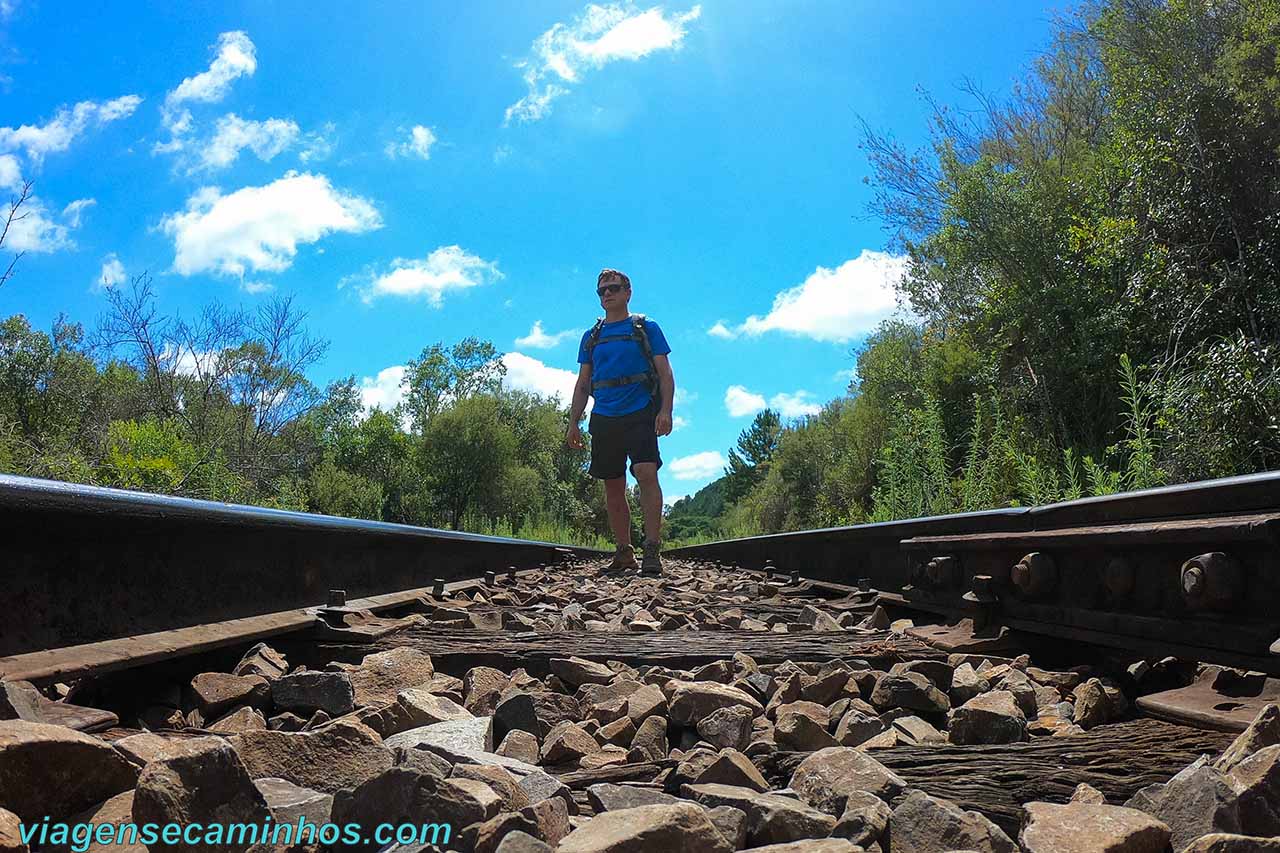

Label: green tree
[417,395,516,528]
[723,408,782,503]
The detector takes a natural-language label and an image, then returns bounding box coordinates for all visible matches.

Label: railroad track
[1,472,1279,851]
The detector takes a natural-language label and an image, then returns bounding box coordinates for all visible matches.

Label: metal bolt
[1103,557,1135,602]
[327,589,346,608]
[431,578,445,597]
[925,555,957,587]
[1181,552,1240,610]
[507,566,518,581]
[484,570,496,586]
[789,570,801,585]
[1011,552,1057,599]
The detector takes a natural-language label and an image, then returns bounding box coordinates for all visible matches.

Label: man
[566,269,675,574]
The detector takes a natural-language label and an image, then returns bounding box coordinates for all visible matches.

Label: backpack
[584,313,662,407]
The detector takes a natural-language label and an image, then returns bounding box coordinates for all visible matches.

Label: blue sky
[0,1,1055,504]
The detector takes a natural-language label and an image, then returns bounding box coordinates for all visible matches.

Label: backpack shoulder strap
[583,317,606,354]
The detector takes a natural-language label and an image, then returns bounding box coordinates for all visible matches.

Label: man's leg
[632,462,663,573]
[603,475,632,546]
[631,462,663,543]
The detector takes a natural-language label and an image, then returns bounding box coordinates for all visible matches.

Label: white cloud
[0,154,22,191]
[0,95,142,164]
[360,365,407,412]
[717,250,908,344]
[725,384,822,418]
[361,245,502,306]
[671,414,688,431]
[195,114,300,171]
[4,197,71,252]
[769,390,821,417]
[61,198,95,227]
[725,384,766,417]
[385,125,437,160]
[501,351,589,411]
[663,493,688,507]
[299,123,336,163]
[158,31,257,150]
[168,31,257,108]
[673,387,697,405]
[161,171,381,279]
[516,320,577,349]
[833,366,858,384]
[97,254,126,289]
[707,320,734,339]
[669,450,726,481]
[504,3,702,125]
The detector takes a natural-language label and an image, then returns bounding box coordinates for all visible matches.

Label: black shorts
[588,401,663,480]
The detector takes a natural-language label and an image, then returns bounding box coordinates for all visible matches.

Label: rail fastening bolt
[327,589,346,608]
[1011,551,1057,598]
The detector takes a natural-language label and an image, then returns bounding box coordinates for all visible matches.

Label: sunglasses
[596,283,625,297]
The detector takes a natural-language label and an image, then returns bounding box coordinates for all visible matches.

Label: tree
[722,408,782,503]
[0,181,32,289]
[402,337,506,432]
[417,395,516,528]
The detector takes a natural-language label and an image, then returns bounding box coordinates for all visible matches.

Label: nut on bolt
[925,555,957,587]
[1011,551,1057,599]
[1103,557,1134,602]
[1181,552,1240,610]
[327,589,346,608]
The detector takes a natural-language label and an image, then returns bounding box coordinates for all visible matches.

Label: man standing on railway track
[566,268,675,575]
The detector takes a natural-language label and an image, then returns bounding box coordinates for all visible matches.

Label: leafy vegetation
[668,0,1280,544]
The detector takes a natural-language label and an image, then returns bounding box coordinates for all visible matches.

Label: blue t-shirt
[578,316,671,417]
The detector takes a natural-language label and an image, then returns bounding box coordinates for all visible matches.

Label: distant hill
[665,476,726,541]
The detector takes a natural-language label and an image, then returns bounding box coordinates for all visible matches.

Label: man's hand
[566,422,585,450]
[655,411,673,437]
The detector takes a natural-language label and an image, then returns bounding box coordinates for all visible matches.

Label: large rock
[233,642,288,680]
[541,721,600,765]
[1129,758,1242,851]
[188,672,269,719]
[230,719,392,794]
[254,777,332,825]
[630,715,669,761]
[550,657,615,688]
[624,684,667,724]
[495,691,540,743]
[494,832,552,853]
[208,706,268,734]
[1216,704,1280,772]
[949,663,990,705]
[790,747,907,814]
[132,738,271,853]
[705,805,748,850]
[270,671,355,717]
[349,648,436,707]
[1020,802,1171,852]
[586,783,682,812]
[681,783,837,846]
[889,789,1016,853]
[396,688,473,725]
[465,667,513,715]
[668,681,764,725]
[1072,678,1112,730]
[557,803,733,853]
[327,767,467,851]
[868,672,949,715]
[520,795,572,846]
[691,748,770,792]
[41,791,143,853]
[698,705,754,751]
[776,711,839,751]
[386,716,495,755]
[0,720,138,822]
[948,691,1028,745]
[833,709,884,747]
[1225,743,1280,836]
[831,790,889,848]
[0,807,26,853]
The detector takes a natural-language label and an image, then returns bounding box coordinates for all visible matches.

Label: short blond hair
[597,268,631,288]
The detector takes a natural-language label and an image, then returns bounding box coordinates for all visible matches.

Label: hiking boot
[640,539,663,575]
[603,544,638,574]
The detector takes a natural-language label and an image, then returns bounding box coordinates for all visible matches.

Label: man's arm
[654,354,674,436]
[566,362,592,449]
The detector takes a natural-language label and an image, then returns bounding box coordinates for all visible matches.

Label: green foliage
[723,408,782,503]
[307,457,383,520]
